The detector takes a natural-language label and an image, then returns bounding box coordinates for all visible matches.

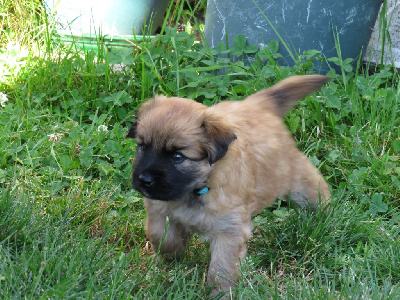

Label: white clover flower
[48,132,63,142]
[0,92,8,107]
[97,125,108,132]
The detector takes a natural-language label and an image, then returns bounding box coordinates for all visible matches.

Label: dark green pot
[204,0,382,73]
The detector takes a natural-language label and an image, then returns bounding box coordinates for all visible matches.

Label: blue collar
[195,187,209,196]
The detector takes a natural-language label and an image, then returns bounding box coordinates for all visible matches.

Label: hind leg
[288,152,330,210]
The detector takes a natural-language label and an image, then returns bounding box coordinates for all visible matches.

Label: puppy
[126,75,331,296]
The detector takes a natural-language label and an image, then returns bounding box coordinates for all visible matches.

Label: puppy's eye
[171,152,185,164]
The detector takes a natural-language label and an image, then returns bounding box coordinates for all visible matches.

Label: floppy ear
[126,120,137,138]
[202,112,236,165]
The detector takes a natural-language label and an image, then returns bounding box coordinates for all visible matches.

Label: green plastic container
[44,0,170,36]
[204,0,382,73]
[58,34,149,52]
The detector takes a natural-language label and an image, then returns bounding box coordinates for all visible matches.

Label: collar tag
[196,187,209,195]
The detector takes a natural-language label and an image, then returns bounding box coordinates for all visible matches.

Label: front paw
[207,271,238,299]
[209,285,235,299]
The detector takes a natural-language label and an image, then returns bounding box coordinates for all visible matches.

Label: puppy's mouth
[138,187,175,201]
[137,188,185,201]
[133,178,189,201]
[135,187,153,199]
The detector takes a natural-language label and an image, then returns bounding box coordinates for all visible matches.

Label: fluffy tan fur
[129,75,331,297]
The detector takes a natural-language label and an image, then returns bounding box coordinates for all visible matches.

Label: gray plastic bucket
[204,0,382,73]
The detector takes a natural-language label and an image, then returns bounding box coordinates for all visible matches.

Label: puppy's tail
[244,75,329,117]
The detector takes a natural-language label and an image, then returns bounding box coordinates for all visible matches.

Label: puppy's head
[127,96,236,201]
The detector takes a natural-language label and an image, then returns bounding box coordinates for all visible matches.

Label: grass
[0,0,399,298]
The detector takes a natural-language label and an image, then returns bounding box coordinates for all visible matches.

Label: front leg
[145,201,190,260]
[207,226,250,297]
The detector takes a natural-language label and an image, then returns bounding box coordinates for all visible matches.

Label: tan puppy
[127,75,330,296]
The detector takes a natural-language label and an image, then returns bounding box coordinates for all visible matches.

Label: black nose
[138,174,154,187]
